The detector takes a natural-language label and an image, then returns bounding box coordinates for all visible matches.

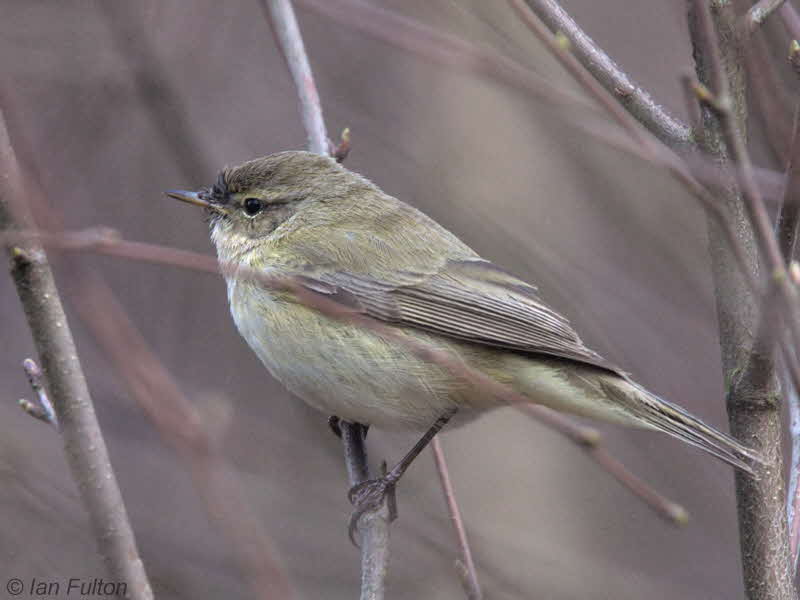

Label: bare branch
[518,0,691,148]
[0,111,154,600]
[431,438,483,600]
[260,0,329,154]
[340,423,390,600]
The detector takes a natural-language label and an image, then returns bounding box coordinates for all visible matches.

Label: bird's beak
[165,190,227,214]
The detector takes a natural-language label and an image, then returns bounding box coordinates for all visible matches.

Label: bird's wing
[294,257,622,375]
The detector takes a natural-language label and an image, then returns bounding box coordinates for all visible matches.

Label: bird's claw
[328,416,343,439]
[347,474,398,546]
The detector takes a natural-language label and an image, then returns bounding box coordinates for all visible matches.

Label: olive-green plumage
[168,151,760,473]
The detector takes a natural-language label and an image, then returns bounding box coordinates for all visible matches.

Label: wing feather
[298,257,621,375]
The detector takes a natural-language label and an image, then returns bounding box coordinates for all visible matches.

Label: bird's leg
[328,415,368,440]
[347,408,457,543]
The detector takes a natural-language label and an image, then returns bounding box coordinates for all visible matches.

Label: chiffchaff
[168,151,759,529]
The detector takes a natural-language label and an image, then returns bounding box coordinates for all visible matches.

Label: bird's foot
[328,416,342,438]
[347,468,398,546]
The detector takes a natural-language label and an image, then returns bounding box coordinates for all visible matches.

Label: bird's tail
[606,378,764,475]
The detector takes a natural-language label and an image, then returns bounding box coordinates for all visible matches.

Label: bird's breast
[224,275,467,429]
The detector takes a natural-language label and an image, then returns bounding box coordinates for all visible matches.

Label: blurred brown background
[0,1,763,598]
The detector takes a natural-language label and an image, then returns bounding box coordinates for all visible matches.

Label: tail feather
[606,379,764,475]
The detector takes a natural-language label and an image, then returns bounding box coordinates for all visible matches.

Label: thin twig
[746,0,788,32]
[0,111,154,600]
[14,226,691,526]
[516,405,688,525]
[18,358,59,429]
[260,0,329,155]
[518,0,691,148]
[431,438,483,600]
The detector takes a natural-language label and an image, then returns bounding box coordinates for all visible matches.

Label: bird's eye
[243,197,263,217]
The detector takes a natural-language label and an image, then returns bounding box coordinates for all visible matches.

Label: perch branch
[261,2,390,598]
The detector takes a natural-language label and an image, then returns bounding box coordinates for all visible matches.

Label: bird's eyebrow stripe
[234,196,291,205]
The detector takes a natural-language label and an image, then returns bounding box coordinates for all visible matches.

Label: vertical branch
[0,110,154,600]
[687,2,794,598]
[260,0,329,155]
[260,1,390,597]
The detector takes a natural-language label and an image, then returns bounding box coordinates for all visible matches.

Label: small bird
[168,151,759,533]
